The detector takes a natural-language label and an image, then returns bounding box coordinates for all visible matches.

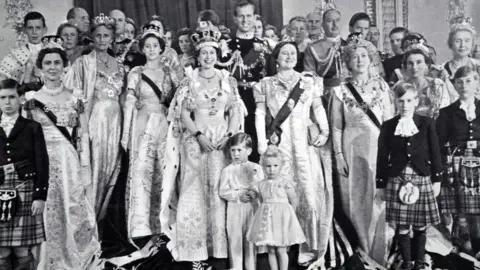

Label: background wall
[283,0,480,64]
[0,0,73,59]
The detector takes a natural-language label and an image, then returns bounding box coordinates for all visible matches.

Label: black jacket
[0,116,49,200]
[376,114,443,188]
[436,99,480,182]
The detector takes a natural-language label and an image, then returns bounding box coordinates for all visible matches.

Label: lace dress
[25,92,100,270]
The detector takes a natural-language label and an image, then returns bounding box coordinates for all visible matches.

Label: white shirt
[0,112,19,136]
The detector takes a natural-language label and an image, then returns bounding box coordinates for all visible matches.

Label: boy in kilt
[436,66,480,258]
[0,78,49,269]
[377,82,443,270]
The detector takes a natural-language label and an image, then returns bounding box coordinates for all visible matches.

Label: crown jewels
[345,33,371,48]
[41,35,64,49]
[190,21,222,50]
[141,24,163,38]
[92,13,115,28]
[450,16,476,33]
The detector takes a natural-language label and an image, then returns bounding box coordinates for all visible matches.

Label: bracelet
[194,131,203,138]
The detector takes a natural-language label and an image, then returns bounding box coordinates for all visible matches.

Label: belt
[237,81,257,88]
[0,160,32,185]
[453,140,480,150]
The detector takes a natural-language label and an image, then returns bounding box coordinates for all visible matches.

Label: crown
[41,35,64,50]
[450,16,476,33]
[92,13,115,28]
[190,21,222,50]
[141,24,163,38]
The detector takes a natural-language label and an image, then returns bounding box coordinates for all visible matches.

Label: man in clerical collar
[0,12,47,86]
[383,27,408,83]
[304,9,346,99]
[108,9,133,57]
[66,7,92,46]
[306,11,323,41]
[223,0,271,162]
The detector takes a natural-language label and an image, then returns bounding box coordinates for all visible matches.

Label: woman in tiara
[146,15,184,79]
[24,36,101,269]
[64,13,124,224]
[443,17,480,90]
[122,23,178,252]
[397,34,454,119]
[330,34,394,266]
[160,21,246,267]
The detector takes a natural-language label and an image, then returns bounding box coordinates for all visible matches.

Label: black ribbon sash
[266,79,306,145]
[141,73,163,103]
[33,100,77,148]
[345,82,381,130]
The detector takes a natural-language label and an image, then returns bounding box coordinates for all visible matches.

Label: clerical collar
[236,31,255,40]
[325,36,341,43]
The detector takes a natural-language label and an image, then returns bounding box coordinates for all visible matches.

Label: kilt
[439,152,480,214]
[0,169,45,247]
[385,165,441,227]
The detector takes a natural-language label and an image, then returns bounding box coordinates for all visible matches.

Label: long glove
[121,93,136,150]
[255,108,268,155]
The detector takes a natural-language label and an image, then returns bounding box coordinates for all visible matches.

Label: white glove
[255,108,268,155]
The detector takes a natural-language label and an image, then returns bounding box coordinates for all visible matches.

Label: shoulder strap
[141,73,163,103]
[345,82,381,130]
[266,79,306,144]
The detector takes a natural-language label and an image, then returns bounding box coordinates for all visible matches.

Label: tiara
[151,15,164,22]
[190,21,222,50]
[92,13,115,28]
[345,33,371,48]
[126,17,135,25]
[402,34,430,54]
[141,24,163,38]
[41,35,64,49]
[450,16,476,33]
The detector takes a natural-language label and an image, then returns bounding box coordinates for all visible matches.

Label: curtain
[74,0,283,35]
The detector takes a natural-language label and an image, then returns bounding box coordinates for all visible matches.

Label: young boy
[0,79,49,269]
[219,133,264,270]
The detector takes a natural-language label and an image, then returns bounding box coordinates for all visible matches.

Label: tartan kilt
[439,186,480,214]
[0,170,45,247]
[385,165,441,227]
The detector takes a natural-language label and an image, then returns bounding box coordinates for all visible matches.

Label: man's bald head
[108,9,126,35]
[66,7,90,33]
[306,12,322,36]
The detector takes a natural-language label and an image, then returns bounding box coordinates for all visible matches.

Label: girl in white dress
[247,145,306,270]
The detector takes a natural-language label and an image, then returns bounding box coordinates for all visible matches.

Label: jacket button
[407,154,411,157]
[6,143,9,146]
[6,151,10,154]
[471,136,474,139]
[7,158,11,162]
[407,142,411,146]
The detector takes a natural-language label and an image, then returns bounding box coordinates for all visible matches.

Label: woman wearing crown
[330,34,394,266]
[64,14,124,223]
[396,34,454,119]
[443,17,480,93]
[122,23,178,251]
[160,22,246,266]
[23,35,102,269]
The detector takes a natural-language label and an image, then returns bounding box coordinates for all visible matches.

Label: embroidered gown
[160,68,246,261]
[64,51,124,220]
[124,65,177,241]
[331,77,394,265]
[25,90,101,270]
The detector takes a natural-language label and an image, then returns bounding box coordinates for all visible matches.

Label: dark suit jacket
[376,114,443,188]
[436,99,480,182]
[0,116,49,200]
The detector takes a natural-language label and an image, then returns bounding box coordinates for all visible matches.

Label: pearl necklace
[198,71,217,83]
[40,85,63,96]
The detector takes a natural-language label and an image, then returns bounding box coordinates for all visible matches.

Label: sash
[266,79,305,145]
[33,100,77,147]
[141,73,164,104]
[345,82,381,130]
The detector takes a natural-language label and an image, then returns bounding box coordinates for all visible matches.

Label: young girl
[377,82,443,270]
[247,145,306,270]
[219,133,264,270]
